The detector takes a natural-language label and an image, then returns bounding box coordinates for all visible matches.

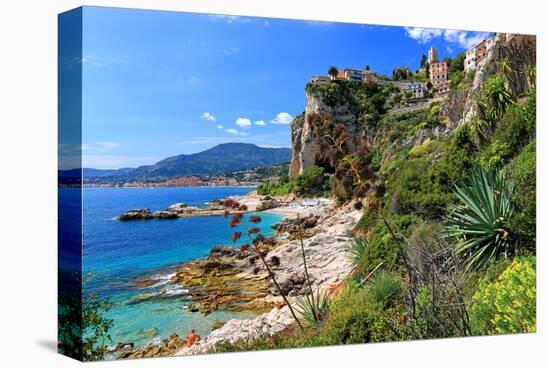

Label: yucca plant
[349,237,368,264]
[484,75,514,119]
[296,290,330,328]
[445,168,515,271]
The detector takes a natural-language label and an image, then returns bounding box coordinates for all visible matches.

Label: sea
[60,186,285,348]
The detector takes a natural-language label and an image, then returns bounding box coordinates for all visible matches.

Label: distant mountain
[59,143,291,180]
[59,168,135,178]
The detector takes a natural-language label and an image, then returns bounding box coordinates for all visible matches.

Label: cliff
[290,33,535,179]
[439,33,536,131]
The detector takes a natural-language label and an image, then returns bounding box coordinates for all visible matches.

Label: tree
[365,65,371,71]
[449,52,465,74]
[328,65,339,80]
[420,53,427,68]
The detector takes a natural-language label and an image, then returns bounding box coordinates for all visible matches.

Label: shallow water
[63,187,284,346]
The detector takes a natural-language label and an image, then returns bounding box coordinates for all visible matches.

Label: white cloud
[209,15,251,24]
[443,30,486,49]
[254,120,266,126]
[404,27,443,43]
[271,112,293,125]
[180,76,200,85]
[217,124,224,129]
[201,112,216,122]
[239,132,249,136]
[405,27,488,50]
[235,117,252,128]
[224,47,239,56]
[225,128,238,135]
[82,142,121,152]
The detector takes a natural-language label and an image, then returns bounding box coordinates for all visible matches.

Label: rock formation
[439,33,536,131]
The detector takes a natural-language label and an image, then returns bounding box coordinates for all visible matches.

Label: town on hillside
[310,35,496,114]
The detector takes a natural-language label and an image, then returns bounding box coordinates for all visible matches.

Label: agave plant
[445,168,515,271]
[483,75,514,120]
[349,237,368,264]
[296,290,330,328]
[523,64,536,91]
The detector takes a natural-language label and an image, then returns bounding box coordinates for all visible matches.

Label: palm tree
[328,65,339,80]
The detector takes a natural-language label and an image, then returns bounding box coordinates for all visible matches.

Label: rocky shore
[116,192,280,221]
[173,200,362,355]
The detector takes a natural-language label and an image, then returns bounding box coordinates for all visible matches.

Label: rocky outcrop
[117,333,186,359]
[439,33,536,131]
[116,194,281,221]
[117,209,155,221]
[174,201,362,355]
[289,88,362,178]
[175,306,295,356]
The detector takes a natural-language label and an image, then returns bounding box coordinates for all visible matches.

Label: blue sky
[73,6,488,169]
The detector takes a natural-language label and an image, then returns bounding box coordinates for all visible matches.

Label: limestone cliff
[289,87,363,178]
[289,33,535,179]
[439,33,536,130]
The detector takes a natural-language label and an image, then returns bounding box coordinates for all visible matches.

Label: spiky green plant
[523,64,536,91]
[367,271,403,309]
[296,290,330,328]
[349,237,368,264]
[484,75,514,120]
[445,168,515,271]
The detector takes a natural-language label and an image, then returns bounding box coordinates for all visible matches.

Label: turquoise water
[77,187,284,347]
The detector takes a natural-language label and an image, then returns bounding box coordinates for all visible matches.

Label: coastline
[175,200,363,356]
[115,197,363,358]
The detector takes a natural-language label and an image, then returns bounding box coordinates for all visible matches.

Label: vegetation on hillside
[218,59,536,353]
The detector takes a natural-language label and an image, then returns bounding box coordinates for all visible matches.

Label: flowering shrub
[469,255,536,334]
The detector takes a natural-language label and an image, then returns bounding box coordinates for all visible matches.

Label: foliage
[510,140,536,247]
[357,213,420,274]
[58,272,114,361]
[392,66,412,81]
[349,237,369,264]
[296,290,331,328]
[367,271,403,309]
[445,167,515,271]
[82,291,115,361]
[469,255,536,334]
[478,91,536,169]
[257,165,329,197]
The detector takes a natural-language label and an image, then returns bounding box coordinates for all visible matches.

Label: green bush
[367,271,403,309]
[445,167,515,271]
[469,255,536,335]
[510,140,536,247]
[358,214,420,274]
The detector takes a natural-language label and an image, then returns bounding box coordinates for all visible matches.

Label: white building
[464,36,495,72]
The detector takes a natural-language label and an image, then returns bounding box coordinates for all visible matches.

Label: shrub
[510,140,536,247]
[296,290,330,328]
[445,167,515,271]
[469,255,536,335]
[367,271,403,309]
[358,214,420,274]
[349,237,369,265]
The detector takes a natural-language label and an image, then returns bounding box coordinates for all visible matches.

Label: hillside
[59,143,291,183]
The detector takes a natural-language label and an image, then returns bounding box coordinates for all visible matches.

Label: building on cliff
[427,46,449,96]
[312,68,378,84]
[464,36,496,72]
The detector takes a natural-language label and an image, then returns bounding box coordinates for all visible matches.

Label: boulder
[153,210,179,219]
[117,209,154,221]
[256,199,279,211]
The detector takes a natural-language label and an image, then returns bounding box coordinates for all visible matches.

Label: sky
[63,6,489,169]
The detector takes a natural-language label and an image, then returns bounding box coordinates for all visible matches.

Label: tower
[428,46,438,63]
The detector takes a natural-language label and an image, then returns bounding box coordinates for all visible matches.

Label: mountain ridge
[59,143,291,180]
